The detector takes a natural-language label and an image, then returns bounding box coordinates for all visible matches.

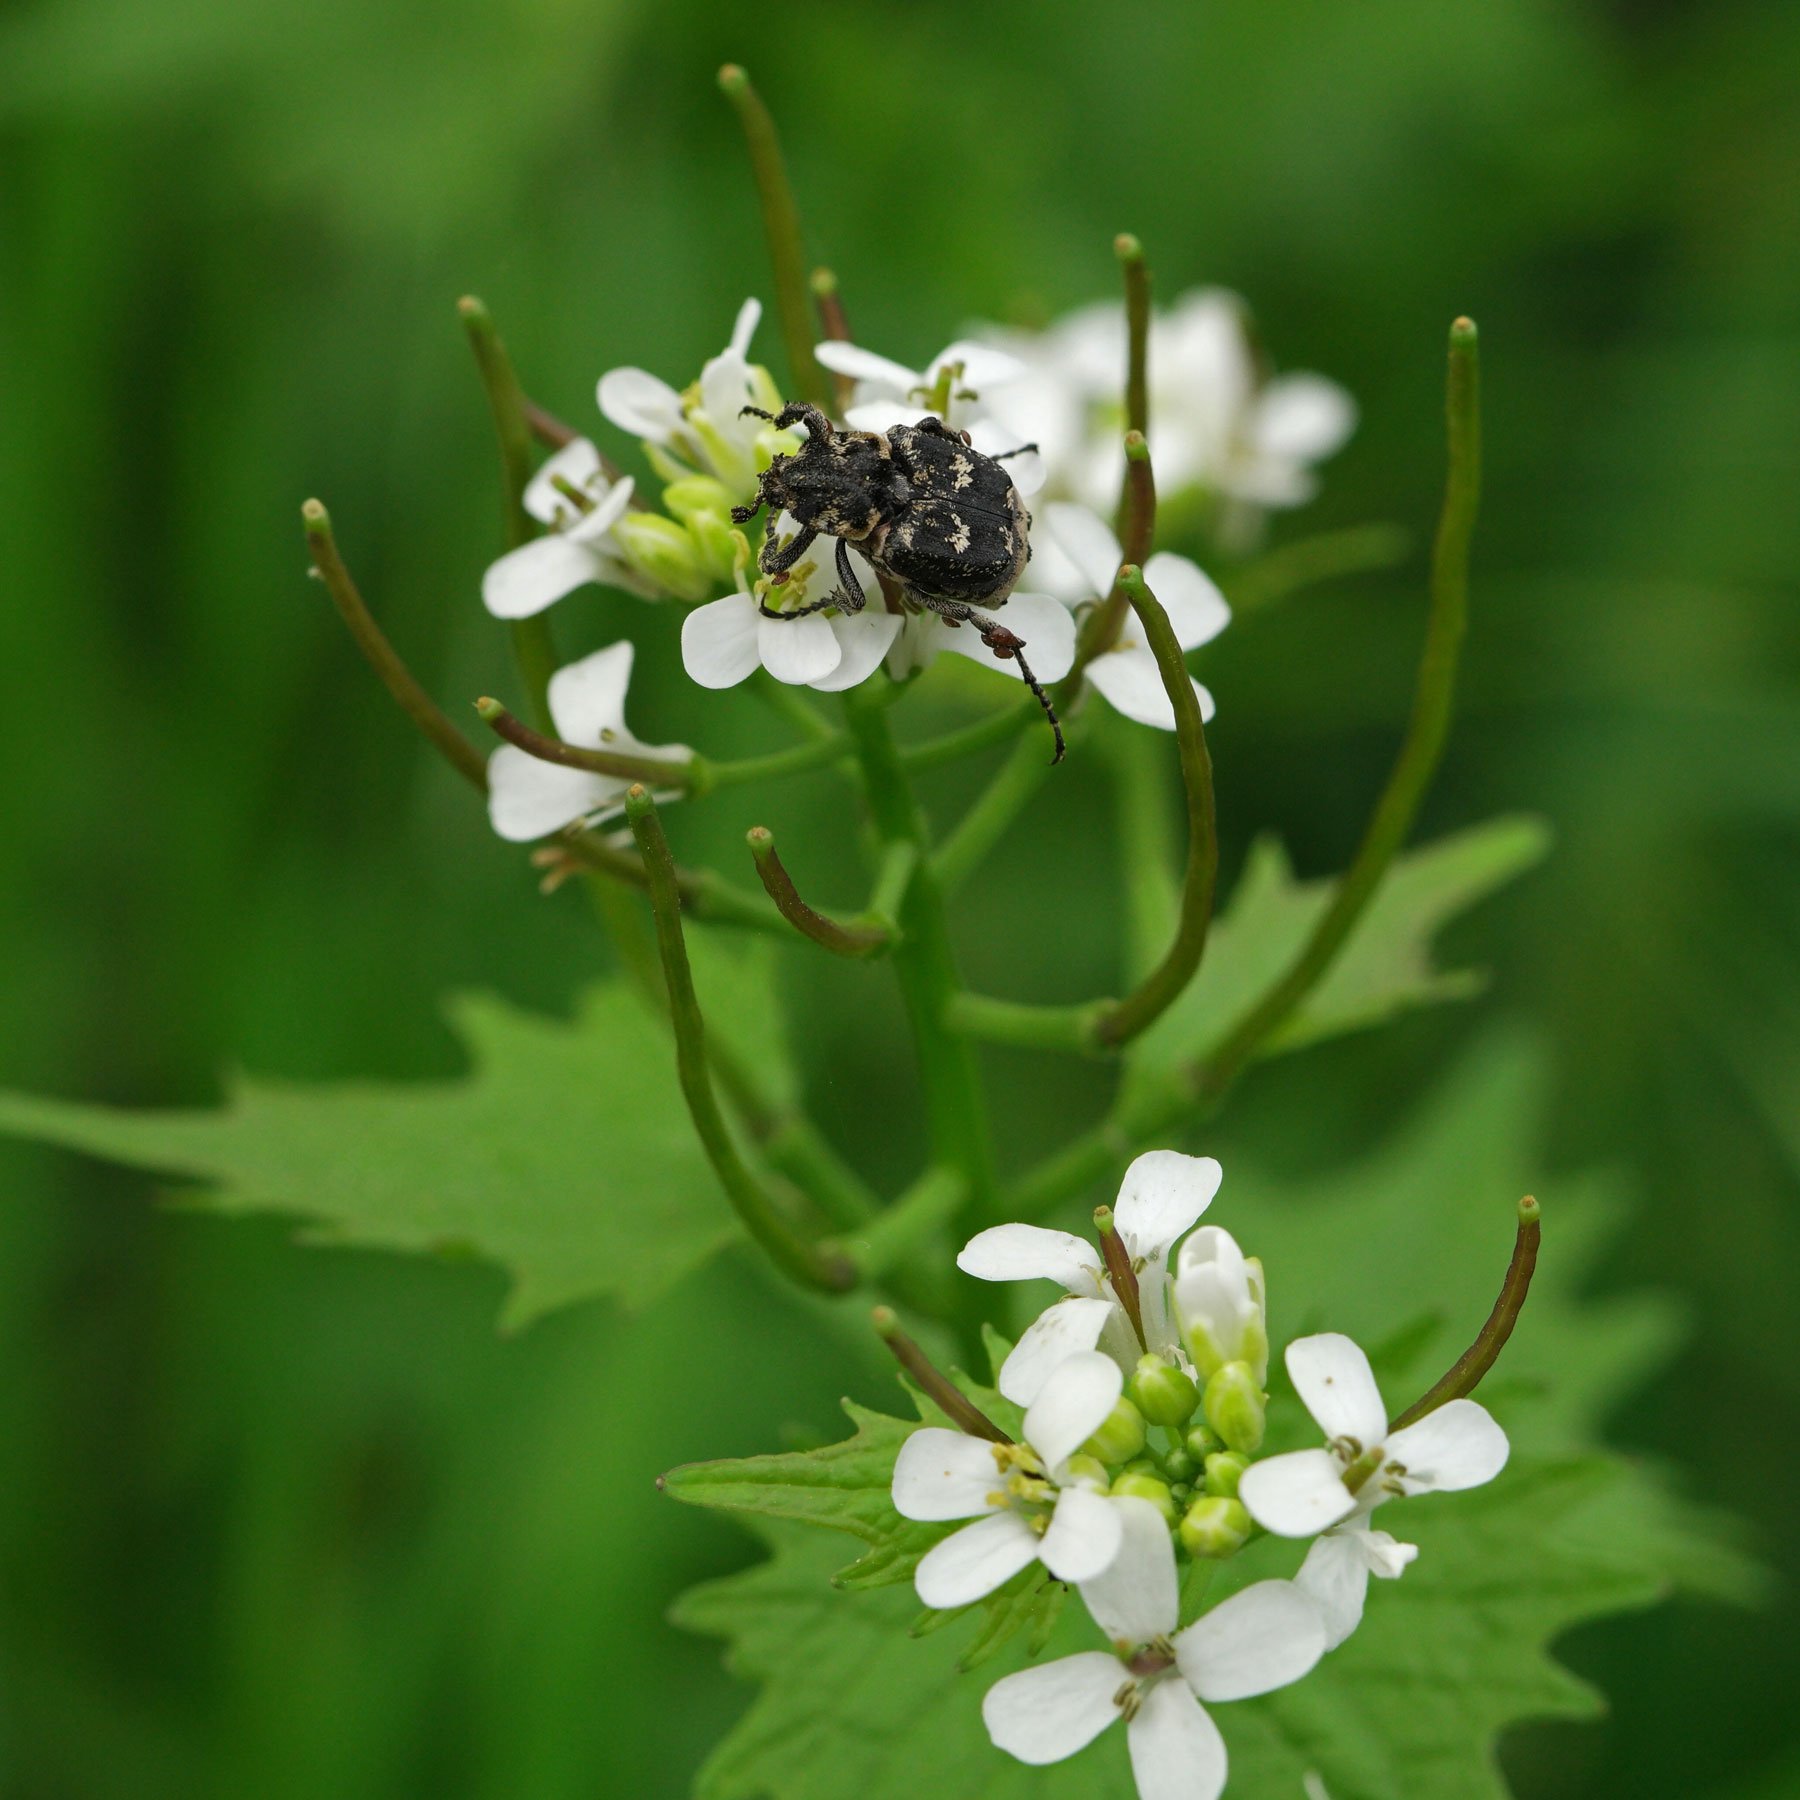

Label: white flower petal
[843,398,916,434]
[814,340,919,390]
[486,746,609,843]
[681,593,764,689]
[564,474,636,545]
[597,367,685,442]
[1173,1579,1327,1702]
[758,610,842,685]
[982,1653,1122,1766]
[1361,1527,1420,1580]
[957,1223,1102,1291]
[914,1508,1041,1610]
[728,296,762,360]
[1115,1151,1222,1261]
[930,590,1076,685]
[966,419,1046,496]
[998,1296,1117,1407]
[1043,502,1123,599]
[1294,1531,1372,1651]
[1286,1333,1388,1447]
[546,641,634,744]
[1382,1399,1509,1494]
[890,1427,1003,1522]
[1127,1680,1228,1800]
[523,438,603,523]
[1088,641,1216,730]
[1076,1495,1179,1645]
[1176,1225,1244,1282]
[932,340,1028,392]
[1142,552,1231,651]
[1237,1448,1357,1539]
[1253,373,1357,463]
[481,535,600,620]
[1023,1350,1124,1472]
[1039,1485,1125,1584]
[701,348,758,436]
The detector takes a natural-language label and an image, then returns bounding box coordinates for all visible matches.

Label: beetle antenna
[971,614,1064,763]
[738,405,777,422]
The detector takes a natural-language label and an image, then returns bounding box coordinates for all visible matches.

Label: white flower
[891,1351,1132,1609]
[486,641,690,842]
[480,439,645,619]
[980,288,1355,534]
[880,589,1077,689]
[1171,1226,1267,1387]
[1237,1333,1508,1642]
[597,298,793,504]
[1034,502,1229,729]
[814,336,1046,494]
[680,537,902,693]
[958,1151,1223,1407]
[982,1496,1326,1800]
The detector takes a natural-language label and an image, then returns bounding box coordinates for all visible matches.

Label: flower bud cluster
[891,1148,1512,1798]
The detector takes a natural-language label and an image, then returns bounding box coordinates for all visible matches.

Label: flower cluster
[892,1151,1509,1800]
[468,281,1354,839]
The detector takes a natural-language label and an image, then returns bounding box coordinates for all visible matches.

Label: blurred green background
[2,0,1797,1794]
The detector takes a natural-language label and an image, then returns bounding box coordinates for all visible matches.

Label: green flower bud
[1202,1360,1266,1454]
[1062,1453,1110,1490]
[661,475,738,523]
[1204,1451,1250,1498]
[1179,1495,1253,1559]
[1128,1353,1200,1429]
[1160,1447,1199,1484]
[1082,1396,1148,1467]
[613,512,713,603]
[687,510,741,583]
[1169,1481,1194,1505]
[1120,1456,1160,1480]
[1110,1471,1179,1527]
[1184,1423,1223,1461]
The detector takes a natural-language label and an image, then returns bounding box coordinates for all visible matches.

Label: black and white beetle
[730,402,1065,761]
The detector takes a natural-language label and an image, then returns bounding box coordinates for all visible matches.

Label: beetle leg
[924,598,1065,764]
[758,523,819,577]
[830,537,867,613]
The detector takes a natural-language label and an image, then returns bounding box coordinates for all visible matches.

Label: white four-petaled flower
[1034,502,1230,729]
[982,1497,1326,1800]
[486,641,690,842]
[481,439,645,620]
[597,298,792,504]
[958,1151,1224,1406]
[1238,1332,1508,1647]
[891,1351,1132,1609]
[979,288,1356,538]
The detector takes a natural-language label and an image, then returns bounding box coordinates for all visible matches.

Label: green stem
[718,65,830,409]
[842,686,999,1232]
[477,697,704,788]
[1117,429,1157,569]
[751,669,837,741]
[901,701,1039,772]
[747,827,893,957]
[302,501,488,790]
[1189,317,1481,1099]
[1222,522,1413,618]
[710,733,853,788]
[872,1307,1011,1443]
[1116,233,1151,443]
[1390,1196,1541,1431]
[458,295,557,727]
[561,831,787,936]
[943,993,1109,1054]
[867,841,919,925]
[932,727,1062,897]
[835,1167,967,1281]
[1090,566,1218,1047]
[625,787,855,1293]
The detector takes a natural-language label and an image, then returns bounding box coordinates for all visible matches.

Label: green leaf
[1128,814,1552,1083]
[662,1367,1023,1593]
[0,981,741,1329]
[669,1034,1757,1800]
